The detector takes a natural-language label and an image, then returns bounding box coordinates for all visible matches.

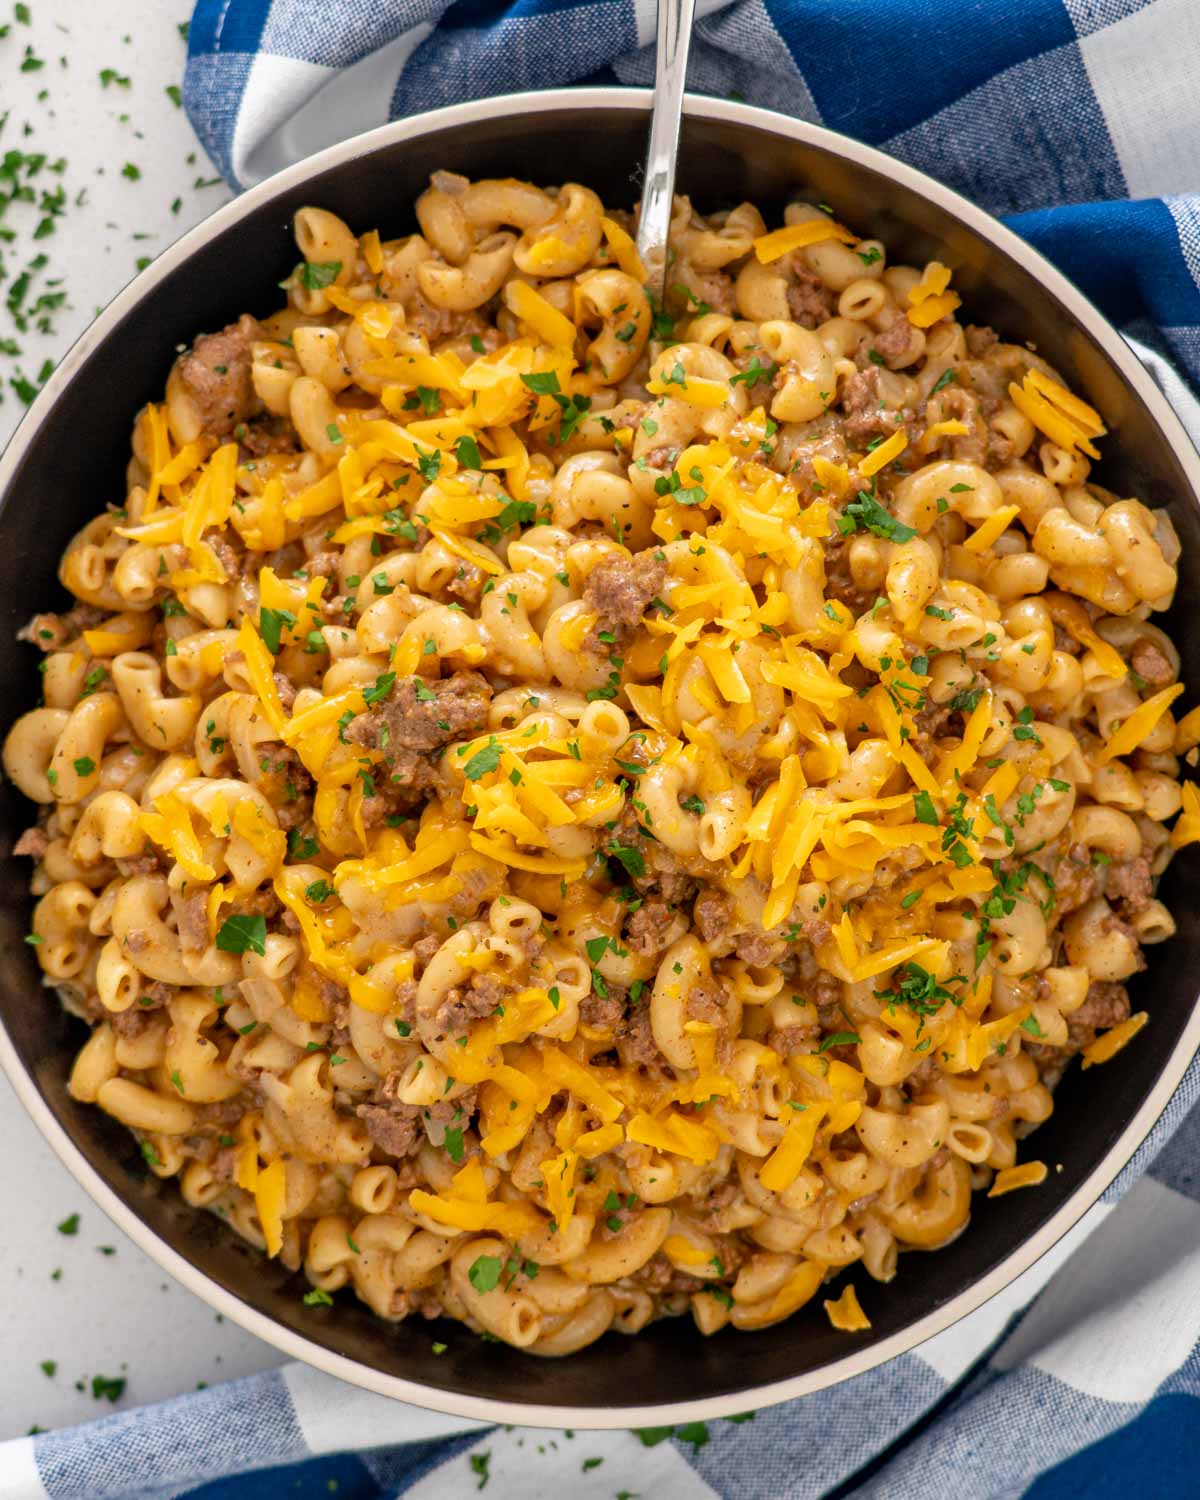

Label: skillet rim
[1,85,1198,1429]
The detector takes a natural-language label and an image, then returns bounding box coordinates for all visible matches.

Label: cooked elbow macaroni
[7,176,1195,1354]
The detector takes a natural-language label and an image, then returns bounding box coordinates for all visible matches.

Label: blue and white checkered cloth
[4,2,1200,1495]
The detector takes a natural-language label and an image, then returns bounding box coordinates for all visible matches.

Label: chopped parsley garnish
[404,385,440,415]
[520,370,560,396]
[819,1031,862,1052]
[940,791,976,868]
[463,738,502,779]
[606,842,645,878]
[877,962,960,1028]
[287,829,319,861]
[730,355,775,387]
[410,447,438,483]
[836,490,917,543]
[362,671,396,706]
[1012,705,1042,745]
[548,390,592,442]
[948,685,984,714]
[477,496,537,543]
[912,790,938,825]
[215,914,267,957]
[259,606,296,654]
[299,260,341,290]
[467,1254,503,1292]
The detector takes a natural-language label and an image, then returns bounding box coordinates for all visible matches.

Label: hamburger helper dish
[6,174,1199,1356]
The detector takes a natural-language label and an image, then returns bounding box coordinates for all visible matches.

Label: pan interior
[1,97,1197,1416]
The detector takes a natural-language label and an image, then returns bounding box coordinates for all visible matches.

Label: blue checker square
[765,0,1078,142]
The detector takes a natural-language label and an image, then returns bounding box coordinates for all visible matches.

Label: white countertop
[0,0,285,1440]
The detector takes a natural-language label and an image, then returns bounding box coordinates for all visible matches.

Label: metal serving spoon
[635,0,698,302]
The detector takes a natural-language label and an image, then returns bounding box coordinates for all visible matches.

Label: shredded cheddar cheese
[859,429,908,476]
[987,1161,1049,1198]
[13,168,1192,1363]
[823,1284,872,1332]
[753,218,857,263]
[1082,1012,1149,1068]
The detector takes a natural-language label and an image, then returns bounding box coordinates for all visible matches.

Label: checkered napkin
[5,2,1200,1496]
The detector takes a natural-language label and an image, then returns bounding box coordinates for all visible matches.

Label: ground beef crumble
[579,989,627,1033]
[625,898,677,956]
[356,1102,421,1159]
[1105,856,1155,915]
[176,314,262,438]
[614,1003,669,1073]
[841,366,911,446]
[582,551,666,646]
[348,670,492,755]
[1066,981,1132,1052]
[784,261,835,328]
[13,826,49,858]
[869,315,914,368]
[1130,640,1174,685]
[432,972,512,1036]
[1054,843,1097,913]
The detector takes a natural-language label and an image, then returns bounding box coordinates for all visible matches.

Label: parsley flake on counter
[91,1374,125,1403]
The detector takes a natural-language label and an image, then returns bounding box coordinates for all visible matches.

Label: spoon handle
[635,0,697,301]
